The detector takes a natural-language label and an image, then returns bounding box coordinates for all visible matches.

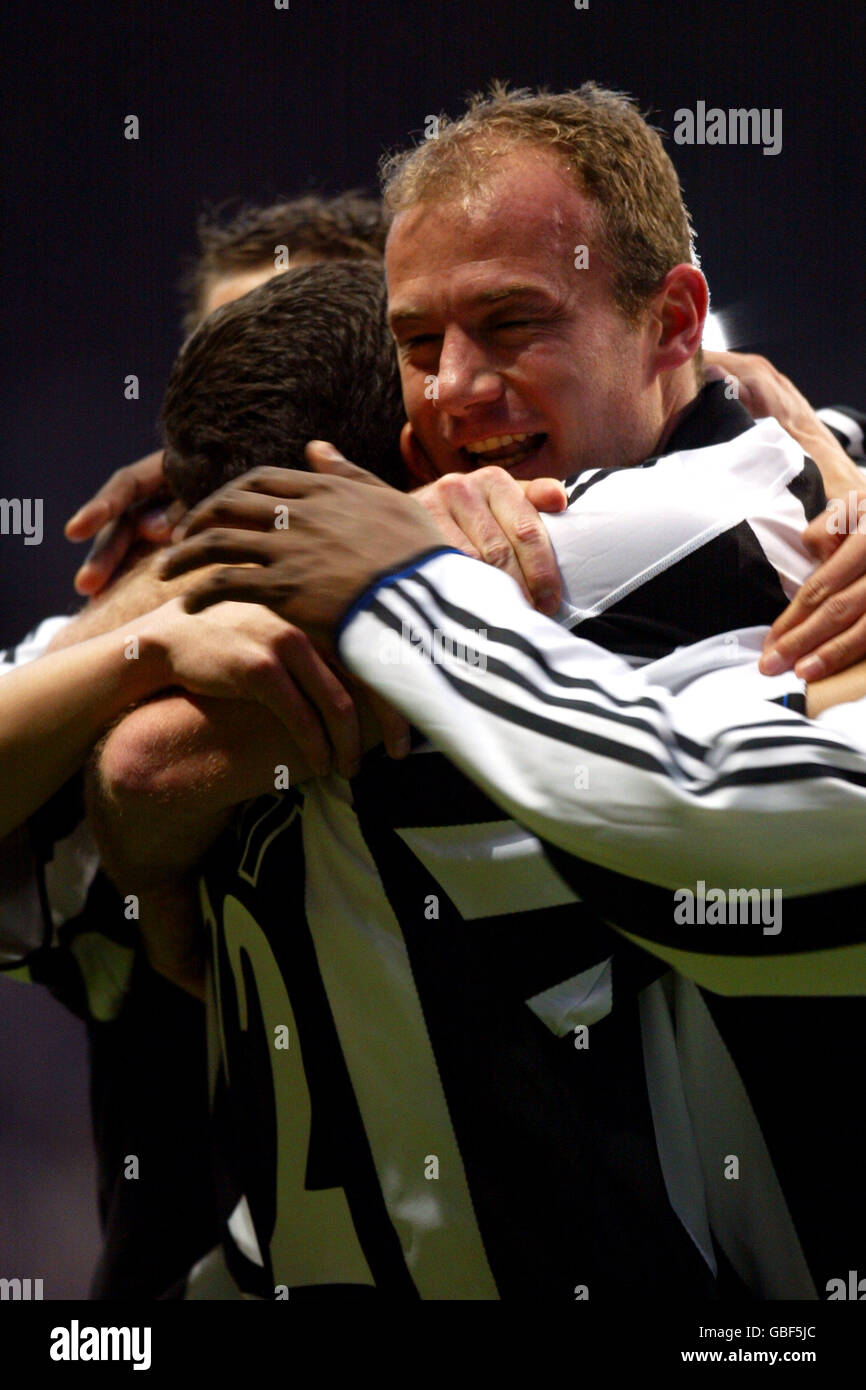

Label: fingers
[520,478,568,513]
[413,467,561,610]
[66,450,167,540]
[173,468,338,541]
[249,662,334,778]
[73,515,138,596]
[760,530,866,676]
[161,529,277,580]
[489,475,561,613]
[364,689,412,759]
[268,632,361,778]
[436,473,534,601]
[179,568,279,614]
[305,441,389,488]
[138,498,187,543]
[761,571,866,679]
[800,511,847,565]
[174,488,289,542]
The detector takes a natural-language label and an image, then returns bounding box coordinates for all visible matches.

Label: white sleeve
[0,614,73,671]
[338,550,866,899]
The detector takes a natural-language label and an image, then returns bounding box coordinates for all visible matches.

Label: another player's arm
[85,683,386,995]
[338,550,866,898]
[84,693,294,1001]
[704,350,864,499]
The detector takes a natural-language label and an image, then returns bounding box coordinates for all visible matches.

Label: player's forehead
[202,255,320,320]
[385,149,592,322]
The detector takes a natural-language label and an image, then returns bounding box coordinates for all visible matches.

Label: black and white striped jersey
[204,385,866,1301]
[818,405,866,462]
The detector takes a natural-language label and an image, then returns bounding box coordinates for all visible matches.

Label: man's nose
[435,326,503,414]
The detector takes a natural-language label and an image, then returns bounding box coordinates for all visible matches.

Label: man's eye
[494,319,532,330]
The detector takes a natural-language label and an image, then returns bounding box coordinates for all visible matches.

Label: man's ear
[400,421,438,486]
[648,264,708,378]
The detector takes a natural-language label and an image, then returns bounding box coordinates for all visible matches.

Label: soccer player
[95,249,866,1299]
[0,193,404,1299]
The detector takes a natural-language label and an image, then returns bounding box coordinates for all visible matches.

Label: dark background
[0,0,863,1297]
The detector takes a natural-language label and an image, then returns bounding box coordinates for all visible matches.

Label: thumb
[305,440,388,488]
[802,510,845,563]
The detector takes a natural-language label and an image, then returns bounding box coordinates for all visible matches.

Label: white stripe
[673,977,816,1298]
[396,820,579,920]
[638,978,717,1275]
[818,408,865,460]
[302,775,499,1298]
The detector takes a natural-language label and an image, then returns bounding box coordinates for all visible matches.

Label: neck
[652,366,701,456]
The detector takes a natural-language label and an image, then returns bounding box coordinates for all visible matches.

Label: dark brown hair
[180,192,388,334]
[163,260,407,505]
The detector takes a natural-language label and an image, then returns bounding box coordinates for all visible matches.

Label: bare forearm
[0,625,174,839]
[87,682,386,890]
[86,691,305,893]
[799,425,864,502]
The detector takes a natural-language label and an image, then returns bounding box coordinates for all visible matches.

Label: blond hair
[380,81,697,325]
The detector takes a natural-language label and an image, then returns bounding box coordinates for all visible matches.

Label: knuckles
[799,576,829,611]
[824,592,853,624]
[479,538,513,570]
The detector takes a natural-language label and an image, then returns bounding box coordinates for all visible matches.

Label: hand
[136,595,365,778]
[760,499,866,680]
[704,351,862,496]
[411,467,566,615]
[161,443,448,650]
[66,450,187,596]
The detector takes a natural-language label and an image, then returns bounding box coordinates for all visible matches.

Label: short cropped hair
[180,192,388,334]
[380,82,696,325]
[162,260,408,506]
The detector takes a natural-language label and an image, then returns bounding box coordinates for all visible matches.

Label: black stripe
[572,520,792,663]
[377,592,856,774]
[659,380,756,454]
[786,456,825,522]
[545,845,866,954]
[371,597,866,800]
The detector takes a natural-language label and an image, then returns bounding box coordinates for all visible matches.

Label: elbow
[97,697,214,804]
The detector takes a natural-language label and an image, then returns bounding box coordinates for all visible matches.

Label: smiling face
[387,148,689,483]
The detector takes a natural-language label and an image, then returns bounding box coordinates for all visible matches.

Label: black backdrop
[0,0,863,1300]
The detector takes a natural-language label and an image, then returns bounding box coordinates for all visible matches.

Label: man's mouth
[460,431,548,468]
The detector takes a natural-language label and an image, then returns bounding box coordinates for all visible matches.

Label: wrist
[125,600,186,692]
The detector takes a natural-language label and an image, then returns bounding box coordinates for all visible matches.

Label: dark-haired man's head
[163,260,407,506]
[181,192,388,334]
